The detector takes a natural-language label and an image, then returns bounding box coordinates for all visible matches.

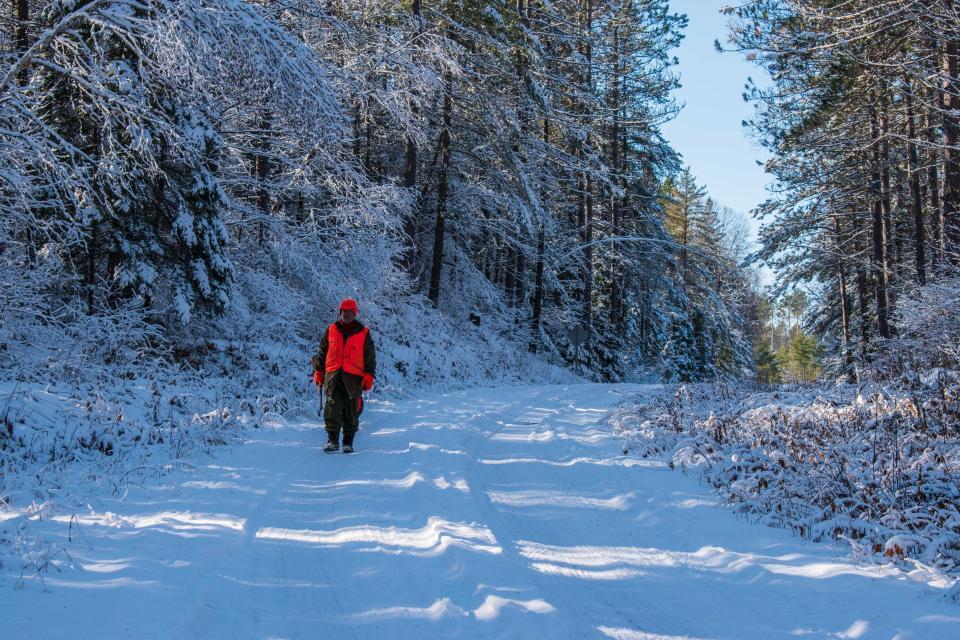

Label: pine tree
[729,0,960,378]
[30,1,232,321]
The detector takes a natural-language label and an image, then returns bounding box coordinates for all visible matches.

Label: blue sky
[661,0,770,225]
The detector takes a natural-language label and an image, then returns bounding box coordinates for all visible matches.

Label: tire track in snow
[462,387,624,634]
[181,425,352,640]
[465,386,682,637]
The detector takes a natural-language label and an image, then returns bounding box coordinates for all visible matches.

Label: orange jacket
[324,322,369,376]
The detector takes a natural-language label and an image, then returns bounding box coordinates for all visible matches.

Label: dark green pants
[323,376,359,438]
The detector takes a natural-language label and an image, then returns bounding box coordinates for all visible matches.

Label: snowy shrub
[875,272,960,379]
[0,354,252,583]
[613,381,960,588]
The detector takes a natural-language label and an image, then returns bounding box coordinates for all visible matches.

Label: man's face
[340,308,356,323]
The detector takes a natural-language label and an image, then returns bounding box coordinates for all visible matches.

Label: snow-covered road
[6,385,960,639]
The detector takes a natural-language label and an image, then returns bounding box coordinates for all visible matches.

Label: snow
[173,206,198,246]
[612,382,960,583]
[3,384,960,638]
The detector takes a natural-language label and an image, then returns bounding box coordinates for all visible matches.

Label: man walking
[312,299,376,453]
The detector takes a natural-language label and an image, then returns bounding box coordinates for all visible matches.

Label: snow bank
[0,257,573,585]
[612,379,960,598]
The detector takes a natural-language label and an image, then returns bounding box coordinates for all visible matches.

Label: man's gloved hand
[313,370,323,385]
[362,373,374,391]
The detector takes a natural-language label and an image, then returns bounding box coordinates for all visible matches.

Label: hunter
[312,298,376,453]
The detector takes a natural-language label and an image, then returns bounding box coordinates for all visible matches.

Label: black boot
[342,430,356,454]
[324,430,340,453]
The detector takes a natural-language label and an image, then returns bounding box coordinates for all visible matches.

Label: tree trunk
[403,129,417,190]
[402,118,418,271]
[856,268,871,360]
[255,112,271,245]
[905,80,927,286]
[639,293,649,352]
[942,30,960,259]
[487,237,498,282]
[834,215,856,382]
[87,221,98,315]
[495,243,506,288]
[608,26,622,326]
[364,101,373,175]
[577,0,594,329]
[352,98,362,160]
[530,228,545,350]
[427,77,453,306]
[515,246,525,308]
[927,84,944,273]
[15,0,29,86]
[504,241,516,306]
[869,108,892,339]
[401,1,422,274]
[680,203,690,290]
[16,0,35,264]
[877,94,897,323]
[583,176,593,328]
[530,116,548,351]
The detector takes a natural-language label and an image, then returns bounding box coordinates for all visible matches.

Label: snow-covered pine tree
[23,1,239,322]
[730,0,960,378]
[658,169,752,379]
[2,0,760,383]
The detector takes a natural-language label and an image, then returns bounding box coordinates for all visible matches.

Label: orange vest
[324,322,368,376]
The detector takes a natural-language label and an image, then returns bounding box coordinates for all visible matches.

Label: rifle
[310,354,324,418]
[315,377,324,418]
